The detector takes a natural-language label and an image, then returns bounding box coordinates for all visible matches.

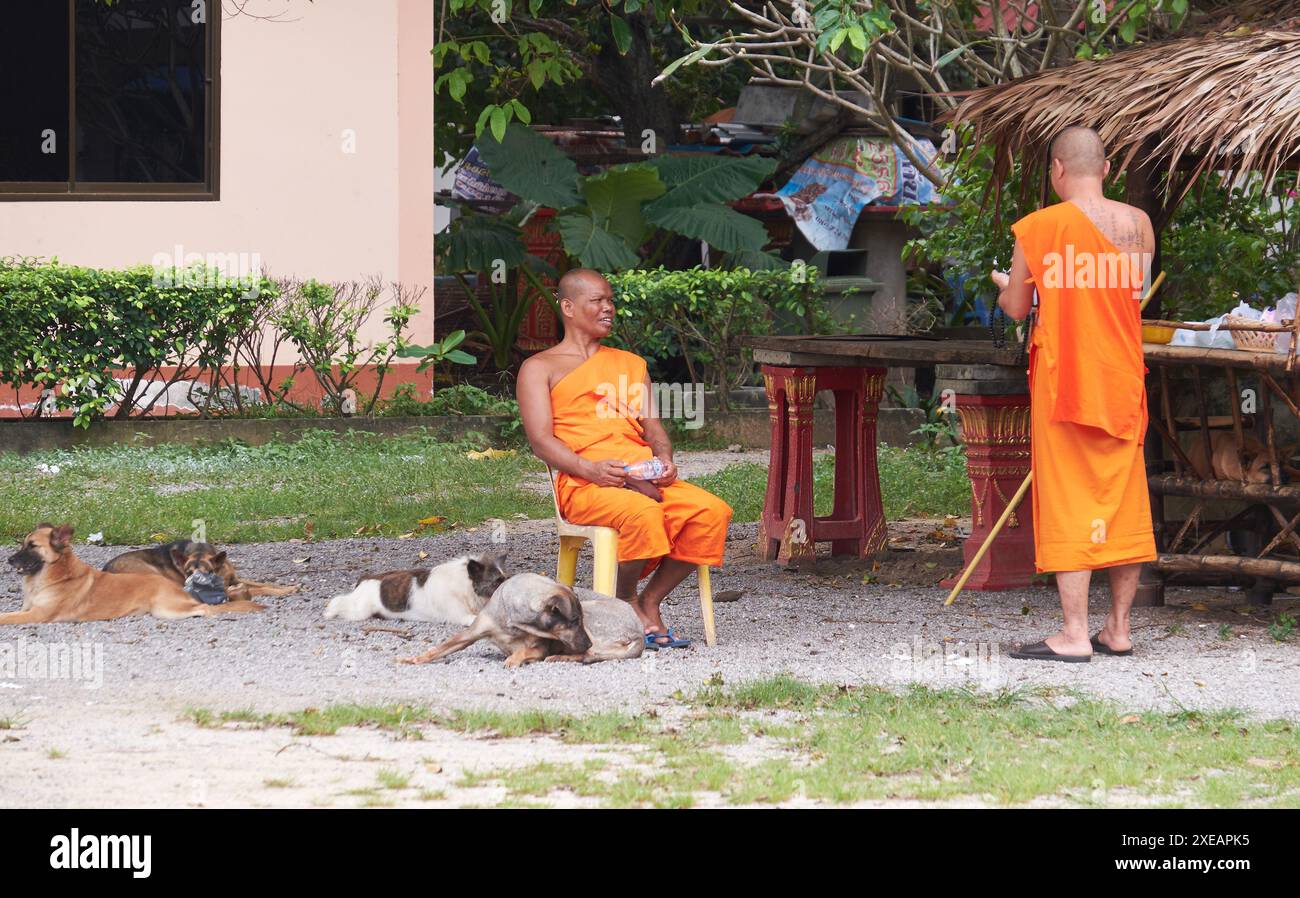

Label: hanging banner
[771,135,944,251]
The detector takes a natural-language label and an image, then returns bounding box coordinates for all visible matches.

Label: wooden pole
[944,272,1165,607]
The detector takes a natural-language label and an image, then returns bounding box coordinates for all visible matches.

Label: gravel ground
[3,520,1298,717]
[4,510,1300,806]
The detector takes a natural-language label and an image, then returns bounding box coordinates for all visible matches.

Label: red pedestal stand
[759,365,888,564]
[941,393,1037,590]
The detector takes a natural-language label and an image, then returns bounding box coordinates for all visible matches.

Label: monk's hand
[990,270,1010,291]
[586,459,628,488]
[652,458,678,486]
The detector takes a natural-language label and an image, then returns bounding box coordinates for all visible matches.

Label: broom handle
[942,271,1165,607]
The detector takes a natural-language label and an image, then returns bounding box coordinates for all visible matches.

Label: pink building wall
[0,0,434,356]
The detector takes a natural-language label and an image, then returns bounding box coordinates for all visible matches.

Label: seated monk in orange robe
[993,126,1157,663]
[517,268,732,648]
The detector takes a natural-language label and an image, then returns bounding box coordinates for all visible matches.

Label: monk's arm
[995,240,1034,321]
[640,371,678,484]
[516,358,603,480]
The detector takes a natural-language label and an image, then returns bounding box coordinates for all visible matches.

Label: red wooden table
[748,336,1033,590]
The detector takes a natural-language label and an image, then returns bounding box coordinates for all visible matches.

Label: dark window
[0,0,219,199]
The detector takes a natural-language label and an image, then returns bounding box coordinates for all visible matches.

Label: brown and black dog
[104,540,299,603]
[4,524,264,624]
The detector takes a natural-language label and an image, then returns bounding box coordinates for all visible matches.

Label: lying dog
[104,540,299,604]
[5,524,263,624]
[399,572,643,667]
[1186,433,1296,483]
[323,551,507,626]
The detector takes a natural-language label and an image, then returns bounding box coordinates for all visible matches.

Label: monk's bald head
[1049,126,1107,178]
[557,268,610,303]
[556,268,615,338]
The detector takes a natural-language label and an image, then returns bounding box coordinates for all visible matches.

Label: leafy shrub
[1162,173,1299,321]
[273,277,421,416]
[605,266,836,409]
[377,383,522,443]
[0,257,274,427]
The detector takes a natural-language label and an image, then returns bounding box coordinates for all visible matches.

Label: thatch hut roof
[947,26,1300,208]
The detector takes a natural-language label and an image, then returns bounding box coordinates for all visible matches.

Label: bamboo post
[1226,367,1247,483]
[1160,366,1181,477]
[944,273,1165,606]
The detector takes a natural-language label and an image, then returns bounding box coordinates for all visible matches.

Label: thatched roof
[947,27,1300,208]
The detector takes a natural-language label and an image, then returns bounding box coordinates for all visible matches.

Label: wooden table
[748,335,1033,589]
[749,335,1300,604]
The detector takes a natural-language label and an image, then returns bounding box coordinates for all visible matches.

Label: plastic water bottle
[624,458,666,480]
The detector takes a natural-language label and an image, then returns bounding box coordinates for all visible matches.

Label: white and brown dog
[323,551,507,626]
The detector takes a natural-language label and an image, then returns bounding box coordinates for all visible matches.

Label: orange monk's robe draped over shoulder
[550,345,732,569]
[1011,201,1156,572]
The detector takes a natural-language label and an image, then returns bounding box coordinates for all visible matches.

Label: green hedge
[605,266,834,407]
[0,258,275,426]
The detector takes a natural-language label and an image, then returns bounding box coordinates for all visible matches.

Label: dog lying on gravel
[324,551,507,626]
[399,572,643,667]
[104,540,300,604]
[4,524,264,623]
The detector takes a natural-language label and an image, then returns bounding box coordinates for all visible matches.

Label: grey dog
[399,573,644,666]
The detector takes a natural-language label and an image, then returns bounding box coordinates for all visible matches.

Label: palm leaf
[947,29,1300,213]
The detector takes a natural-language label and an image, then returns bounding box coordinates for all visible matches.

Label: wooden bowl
[1142,325,1175,344]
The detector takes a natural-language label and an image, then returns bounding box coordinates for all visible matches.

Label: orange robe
[551,345,732,569]
[1012,201,1157,572]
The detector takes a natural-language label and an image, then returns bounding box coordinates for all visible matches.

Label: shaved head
[557,268,610,302]
[1049,126,1106,178]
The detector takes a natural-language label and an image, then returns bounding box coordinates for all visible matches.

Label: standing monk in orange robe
[517,269,733,648]
[992,126,1157,663]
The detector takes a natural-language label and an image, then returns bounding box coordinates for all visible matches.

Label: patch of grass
[47,748,66,760]
[1269,612,1296,643]
[0,713,29,730]
[0,429,550,545]
[263,778,296,789]
[2,429,969,543]
[441,708,648,744]
[417,789,446,802]
[376,768,411,790]
[1218,624,1234,641]
[694,446,969,524]
[185,703,443,738]
[456,676,1300,808]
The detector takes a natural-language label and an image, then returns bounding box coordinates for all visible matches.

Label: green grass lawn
[185,675,1300,808]
[0,430,970,545]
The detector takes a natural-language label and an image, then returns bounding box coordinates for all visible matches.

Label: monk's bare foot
[1044,632,1092,657]
[630,592,676,645]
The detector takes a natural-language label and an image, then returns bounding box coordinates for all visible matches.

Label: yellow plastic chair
[546,464,716,646]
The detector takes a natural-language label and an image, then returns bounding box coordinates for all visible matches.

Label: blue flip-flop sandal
[644,628,691,650]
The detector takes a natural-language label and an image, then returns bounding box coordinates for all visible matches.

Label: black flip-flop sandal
[1008,640,1091,663]
[1089,633,1133,656]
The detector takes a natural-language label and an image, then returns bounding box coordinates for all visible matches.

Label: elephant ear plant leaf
[471,123,779,272]
[435,207,558,371]
[473,122,582,210]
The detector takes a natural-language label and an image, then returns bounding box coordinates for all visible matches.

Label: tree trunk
[595,12,683,152]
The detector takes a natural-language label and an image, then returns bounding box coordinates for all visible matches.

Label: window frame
[0,0,220,202]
